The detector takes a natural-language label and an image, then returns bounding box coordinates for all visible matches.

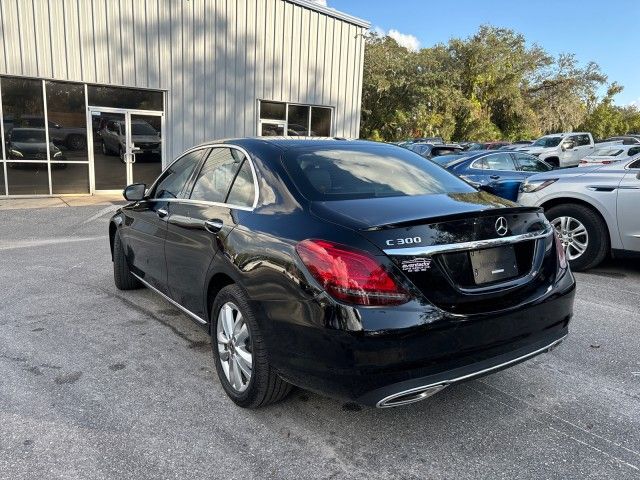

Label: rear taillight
[554,232,567,270]
[295,239,410,306]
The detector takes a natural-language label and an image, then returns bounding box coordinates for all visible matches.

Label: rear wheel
[546,203,609,271]
[113,230,141,290]
[211,284,291,408]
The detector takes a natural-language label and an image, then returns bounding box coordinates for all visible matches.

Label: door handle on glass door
[204,219,224,234]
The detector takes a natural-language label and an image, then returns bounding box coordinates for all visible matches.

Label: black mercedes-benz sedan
[109,138,575,408]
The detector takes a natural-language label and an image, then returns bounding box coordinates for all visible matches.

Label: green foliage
[360,25,633,141]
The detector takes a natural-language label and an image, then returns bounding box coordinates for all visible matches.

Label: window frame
[147,147,209,200]
[257,99,334,137]
[148,144,259,211]
[514,153,552,172]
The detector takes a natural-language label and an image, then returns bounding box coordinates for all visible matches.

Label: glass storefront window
[51,163,90,194]
[6,162,49,195]
[87,85,163,110]
[260,101,286,120]
[46,81,88,162]
[311,107,332,136]
[259,100,332,137]
[287,105,310,136]
[1,77,46,162]
[0,163,5,195]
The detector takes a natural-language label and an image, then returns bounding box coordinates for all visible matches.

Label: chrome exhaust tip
[376,384,447,408]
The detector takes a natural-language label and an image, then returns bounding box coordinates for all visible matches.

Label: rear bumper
[263,275,575,406]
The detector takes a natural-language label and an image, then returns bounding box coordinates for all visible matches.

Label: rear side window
[627,146,640,157]
[282,144,474,201]
[153,149,204,199]
[190,147,243,203]
[474,153,516,171]
[226,159,256,207]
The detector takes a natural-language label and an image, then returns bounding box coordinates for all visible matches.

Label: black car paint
[110,138,574,406]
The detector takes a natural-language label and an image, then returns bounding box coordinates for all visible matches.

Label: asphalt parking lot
[1,203,639,480]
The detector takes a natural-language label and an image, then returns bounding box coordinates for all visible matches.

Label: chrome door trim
[383,226,553,256]
[131,272,207,325]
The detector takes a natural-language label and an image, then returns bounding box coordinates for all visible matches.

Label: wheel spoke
[217,331,230,345]
[221,305,235,339]
[235,346,252,373]
[570,225,587,237]
[231,357,243,389]
[235,323,249,345]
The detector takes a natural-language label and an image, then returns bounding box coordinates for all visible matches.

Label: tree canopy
[360,25,640,141]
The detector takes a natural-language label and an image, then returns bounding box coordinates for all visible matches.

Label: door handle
[490,175,500,180]
[204,219,224,234]
[157,208,168,219]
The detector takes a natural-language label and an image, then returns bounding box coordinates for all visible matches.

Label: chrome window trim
[131,273,207,325]
[383,226,553,257]
[147,143,260,211]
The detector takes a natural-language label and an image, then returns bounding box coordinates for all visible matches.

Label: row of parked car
[395,132,640,270]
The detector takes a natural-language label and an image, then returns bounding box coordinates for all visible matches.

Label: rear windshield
[282,144,475,201]
[594,147,623,156]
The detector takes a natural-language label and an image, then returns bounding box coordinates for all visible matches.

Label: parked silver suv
[518,155,640,270]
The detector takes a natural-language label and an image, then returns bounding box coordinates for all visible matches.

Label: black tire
[545,203,609,271]
[118,145,126,163]
[113,230,141,290]
[101,141,110,155]
[67,134,86,151]
[211,284,292,408]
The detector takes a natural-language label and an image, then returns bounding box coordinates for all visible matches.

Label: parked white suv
[518,132,595,168]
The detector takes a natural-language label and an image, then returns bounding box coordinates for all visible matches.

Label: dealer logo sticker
[401,258,432,273]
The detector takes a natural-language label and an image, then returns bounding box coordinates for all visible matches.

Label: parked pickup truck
[517,132,595,168]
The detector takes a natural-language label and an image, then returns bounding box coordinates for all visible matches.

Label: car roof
[193,137,384,151]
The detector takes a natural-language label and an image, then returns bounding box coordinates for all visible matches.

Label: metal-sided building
[0,0,368,196]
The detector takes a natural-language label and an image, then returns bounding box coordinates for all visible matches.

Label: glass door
[89,108,163,191]
[91,110,128,190]
[130,113,162,186]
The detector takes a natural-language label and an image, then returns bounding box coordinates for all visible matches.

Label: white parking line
[81,205,119,224]
[0,236,104,251]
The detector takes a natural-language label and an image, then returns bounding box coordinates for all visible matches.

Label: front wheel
[211,285,291,408]
[546,203,609,271]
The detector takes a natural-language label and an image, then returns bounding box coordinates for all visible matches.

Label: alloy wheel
[216,302,253,392]
[551,216,589,261]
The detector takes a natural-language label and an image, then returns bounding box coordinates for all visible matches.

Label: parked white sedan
[578,144,640,167]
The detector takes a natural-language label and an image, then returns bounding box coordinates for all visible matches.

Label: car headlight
[53,151,63,158]
[10,149,23,158]
[520,178,558,193]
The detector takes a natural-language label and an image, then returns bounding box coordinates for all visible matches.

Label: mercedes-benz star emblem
[495,217,508,236]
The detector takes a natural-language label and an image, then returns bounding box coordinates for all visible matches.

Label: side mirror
[123,183,146,201]
[561,141,574,151]
[131,145,142,154]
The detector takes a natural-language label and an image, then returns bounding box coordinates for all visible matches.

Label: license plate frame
[469,245,518,285]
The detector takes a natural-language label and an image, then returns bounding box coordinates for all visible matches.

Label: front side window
[532,137,562,148]
[153,149,205,199]
[283,144,474,201]
[515,154,551,172]
[190,148,244,203]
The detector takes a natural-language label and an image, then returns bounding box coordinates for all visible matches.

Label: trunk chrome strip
[131,273,208,325]
[383,226,553,257]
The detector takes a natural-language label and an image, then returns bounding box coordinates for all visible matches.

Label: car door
[617,159,640,252]
[122,148,205,293]
[471,152,522,201]
[165,146,257,319]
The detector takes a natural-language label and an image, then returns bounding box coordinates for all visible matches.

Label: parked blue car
[431,151,553,201]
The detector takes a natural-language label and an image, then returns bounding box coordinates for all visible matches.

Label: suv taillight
[295,239,410,306]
